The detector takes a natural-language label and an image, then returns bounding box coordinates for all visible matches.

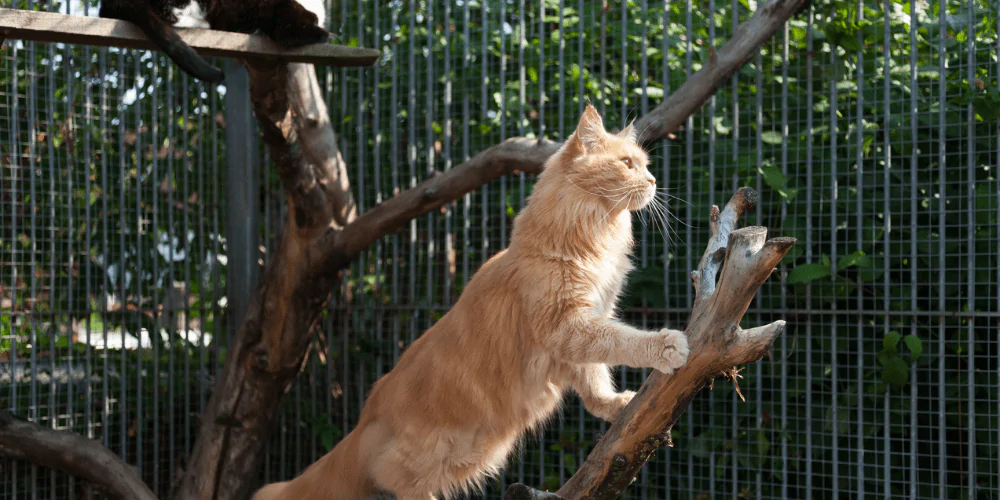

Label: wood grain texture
[172,58,351,500]
[0,0,803,496]
[0,8,380,67]
[547,188,795,499]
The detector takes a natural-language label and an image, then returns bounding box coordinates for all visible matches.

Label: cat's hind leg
[369,427,509,500]
[367,438,442,500]
[571,363,635,422]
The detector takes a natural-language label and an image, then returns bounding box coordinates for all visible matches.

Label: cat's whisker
[641,205,663,244]
[646,194,687,248]
[653,190,693,208]
[599,192,632,224]
[646,198,675,247]
[259,100,697,500]
[664,205,691,244]
[565,175,633,201]
[595,184,639,195]
[643,142,666,156]
[632,194,650,229]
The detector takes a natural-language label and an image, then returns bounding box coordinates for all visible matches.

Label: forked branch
[506,188,795,500]
[337,0,808,255]
[0,0,804,497]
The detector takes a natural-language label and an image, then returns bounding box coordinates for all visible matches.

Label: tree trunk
[0,1,807,497]
[173,62,353,500]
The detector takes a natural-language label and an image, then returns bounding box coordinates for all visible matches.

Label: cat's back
[361,251,521,382]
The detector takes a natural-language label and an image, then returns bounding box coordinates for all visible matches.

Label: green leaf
[633,86,664,98]
[875,349,889,366]
[883,331,902,354]
[838,251,871,270]
[761,131,783,145]
[881,356,909,388]
[759,165,787,191]
[787,263,831,284]
[903,335,923,361]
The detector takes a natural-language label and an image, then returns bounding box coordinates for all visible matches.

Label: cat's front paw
[650,329,689,375]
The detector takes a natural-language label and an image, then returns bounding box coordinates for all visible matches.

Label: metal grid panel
[2,0,998,498]
[1,1,229,498]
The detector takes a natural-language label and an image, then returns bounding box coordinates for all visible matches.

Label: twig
[507,187,796,499]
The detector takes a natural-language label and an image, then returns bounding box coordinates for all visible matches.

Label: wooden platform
[0,8,380,68]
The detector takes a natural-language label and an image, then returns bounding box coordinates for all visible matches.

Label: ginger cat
[252,105,689,500]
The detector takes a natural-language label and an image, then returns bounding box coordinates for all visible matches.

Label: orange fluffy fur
[252,106,689,500]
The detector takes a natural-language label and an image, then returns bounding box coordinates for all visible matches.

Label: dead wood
[503,187,794,499]
[0,0,805,498]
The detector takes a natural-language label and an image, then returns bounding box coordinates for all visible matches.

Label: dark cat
[99,0,330,83]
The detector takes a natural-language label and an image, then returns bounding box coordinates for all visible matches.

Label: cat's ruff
[252,105,690,500]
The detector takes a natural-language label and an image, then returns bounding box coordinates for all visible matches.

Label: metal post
[223,61,260,343]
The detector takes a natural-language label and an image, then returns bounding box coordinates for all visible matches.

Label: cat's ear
[618,119,637,142]
[573,104,606,152]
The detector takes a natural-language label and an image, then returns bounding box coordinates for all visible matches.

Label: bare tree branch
[332,137,560,265]
[174,0,805,497]
[333,0,808,255]
[286,63,357,226]
[174,59,348,500]
[504,188,795,499]
[631,0,808,145]
[4,0,804,495]
[0,410,157,500]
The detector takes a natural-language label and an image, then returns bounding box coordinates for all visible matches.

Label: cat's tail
[129,4,224,83]
[251,422,376,500]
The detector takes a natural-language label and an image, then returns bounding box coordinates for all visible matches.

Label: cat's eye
[622,157,633,168]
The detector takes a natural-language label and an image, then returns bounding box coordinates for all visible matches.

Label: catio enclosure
[1,0,999,498]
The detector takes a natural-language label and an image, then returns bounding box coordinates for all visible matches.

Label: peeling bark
[506,188,795,499]
[173,60,351,500]
[0,0,805,497]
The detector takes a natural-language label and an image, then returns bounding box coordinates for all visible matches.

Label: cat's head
[557,105,656,212]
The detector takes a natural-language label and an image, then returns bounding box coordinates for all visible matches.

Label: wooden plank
[0,8,380,67]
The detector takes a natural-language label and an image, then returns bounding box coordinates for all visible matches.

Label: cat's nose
[647,179,656,186]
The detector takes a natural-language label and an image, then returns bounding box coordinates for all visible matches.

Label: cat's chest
[581,252,633,316]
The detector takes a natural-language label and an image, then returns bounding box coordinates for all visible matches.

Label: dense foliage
[1,0,998,498]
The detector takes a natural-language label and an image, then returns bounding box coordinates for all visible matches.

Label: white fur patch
[296,0,328,27]
[171,2,209,29]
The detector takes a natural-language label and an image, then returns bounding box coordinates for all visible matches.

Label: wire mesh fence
[2,0,998,498]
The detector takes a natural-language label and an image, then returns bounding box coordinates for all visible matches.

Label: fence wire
[2,0,998,499]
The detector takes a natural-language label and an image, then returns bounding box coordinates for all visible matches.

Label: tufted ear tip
[580,104,602,125]
[575,105,606,152]
[619,119,637,142]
